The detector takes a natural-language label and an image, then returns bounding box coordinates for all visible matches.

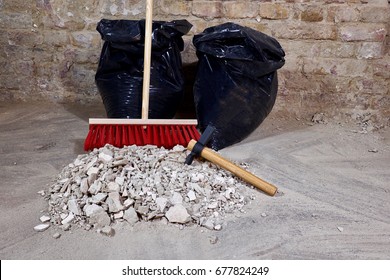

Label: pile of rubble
[37,144,252,234]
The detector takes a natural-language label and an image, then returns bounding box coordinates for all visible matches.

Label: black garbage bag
[193,22,285,150]
[95,19,192,118]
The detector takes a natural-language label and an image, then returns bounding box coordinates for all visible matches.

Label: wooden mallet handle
[187,139,278,196]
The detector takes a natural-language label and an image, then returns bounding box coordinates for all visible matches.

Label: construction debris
[34,224,50,232]
[39,215,51,223]
[41,144,251,233]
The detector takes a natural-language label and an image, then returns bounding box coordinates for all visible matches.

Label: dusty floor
[0,102,389,259]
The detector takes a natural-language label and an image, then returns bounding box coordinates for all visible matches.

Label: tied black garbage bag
[95,19,192,118]
[193,23,285,150]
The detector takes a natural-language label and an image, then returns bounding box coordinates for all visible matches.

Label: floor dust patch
[39,144,253,234]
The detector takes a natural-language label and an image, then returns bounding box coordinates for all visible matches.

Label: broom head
[84,119,200,151]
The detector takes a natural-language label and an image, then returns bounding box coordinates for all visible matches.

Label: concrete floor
[0,102,389,259]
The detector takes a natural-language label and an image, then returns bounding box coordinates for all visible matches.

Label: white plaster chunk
[34,224,50,232]
[114,211,124,219]
[170,192,183,205]
[91,193,108,204]
[90,211,111,228]
[123,198,135,209]
[99,152,113,162]
[155,197,168,212]
[187,190,197,201]
[84,204,104,217]
[80,178,89,194]
[165,204,191,224]
[39,215,51,223]
[115,176,125,186]
[87,166,99,176]
[88,181,103,195]
[202,219,215,230]
[61,212,75,225]
[123,208,139,225]
[112,159,129,167]
[106,192,124,213]
[208,201,219,209]
[107,182,120,192]
[67,199,81,216]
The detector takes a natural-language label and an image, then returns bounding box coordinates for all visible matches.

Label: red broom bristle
[158,126,165,147]
[84,123,201,151]
[171,125,179,145]
[122,125,128,147]
[167,125,174,148]
[176,125,185,146]
[114,125,120,147]
[97,125,105,149]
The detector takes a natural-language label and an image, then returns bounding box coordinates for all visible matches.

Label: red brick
[359,6,390,23]
[327,6,360,22]
[339,23,387,42]
[192,1,223,19]
[259,3,289,20]
[186,19,208,35]
[1,0,34,12]
[302,57,369,77]
[70,32,101,49]
[270,22,337,40]
[357,42,386,59]
[223,1,259,18]
[281,40,359,59]
[160,0,190,16]
[372,60,390,79]
[300,6,324,22]
[7,31,43,48]
[0,12,32,29]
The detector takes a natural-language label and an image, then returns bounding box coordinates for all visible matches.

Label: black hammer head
[184,125,216,165]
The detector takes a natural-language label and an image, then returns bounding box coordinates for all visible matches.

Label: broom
[84,0,200,151]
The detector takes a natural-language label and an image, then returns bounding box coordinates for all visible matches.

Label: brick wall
[0,0,389,126]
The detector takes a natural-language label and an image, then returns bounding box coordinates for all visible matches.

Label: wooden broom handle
[187,140,278,196]
[142,0,153,120]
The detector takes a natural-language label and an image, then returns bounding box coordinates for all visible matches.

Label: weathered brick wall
[0,0,389,125]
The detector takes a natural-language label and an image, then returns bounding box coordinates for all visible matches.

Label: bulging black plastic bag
[95,19,192,118]
[193,22,285,150]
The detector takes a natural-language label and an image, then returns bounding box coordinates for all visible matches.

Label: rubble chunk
[187,190,196,201]
[165,204,191,224]
[34,224,50,232]
[106,192,125,213]
[84,204,104,217]
[124,208,139,225]
[107,182,120,192]
[90,211,111,228]
[41,144,251,234]
[40,215,51,223]
[88,181,102,195]
[67,199,81,216]
[170,192,183,205]
[61,213,75,225]
[155,197,168,212]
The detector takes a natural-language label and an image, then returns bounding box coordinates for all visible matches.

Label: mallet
[185,126,278,196]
